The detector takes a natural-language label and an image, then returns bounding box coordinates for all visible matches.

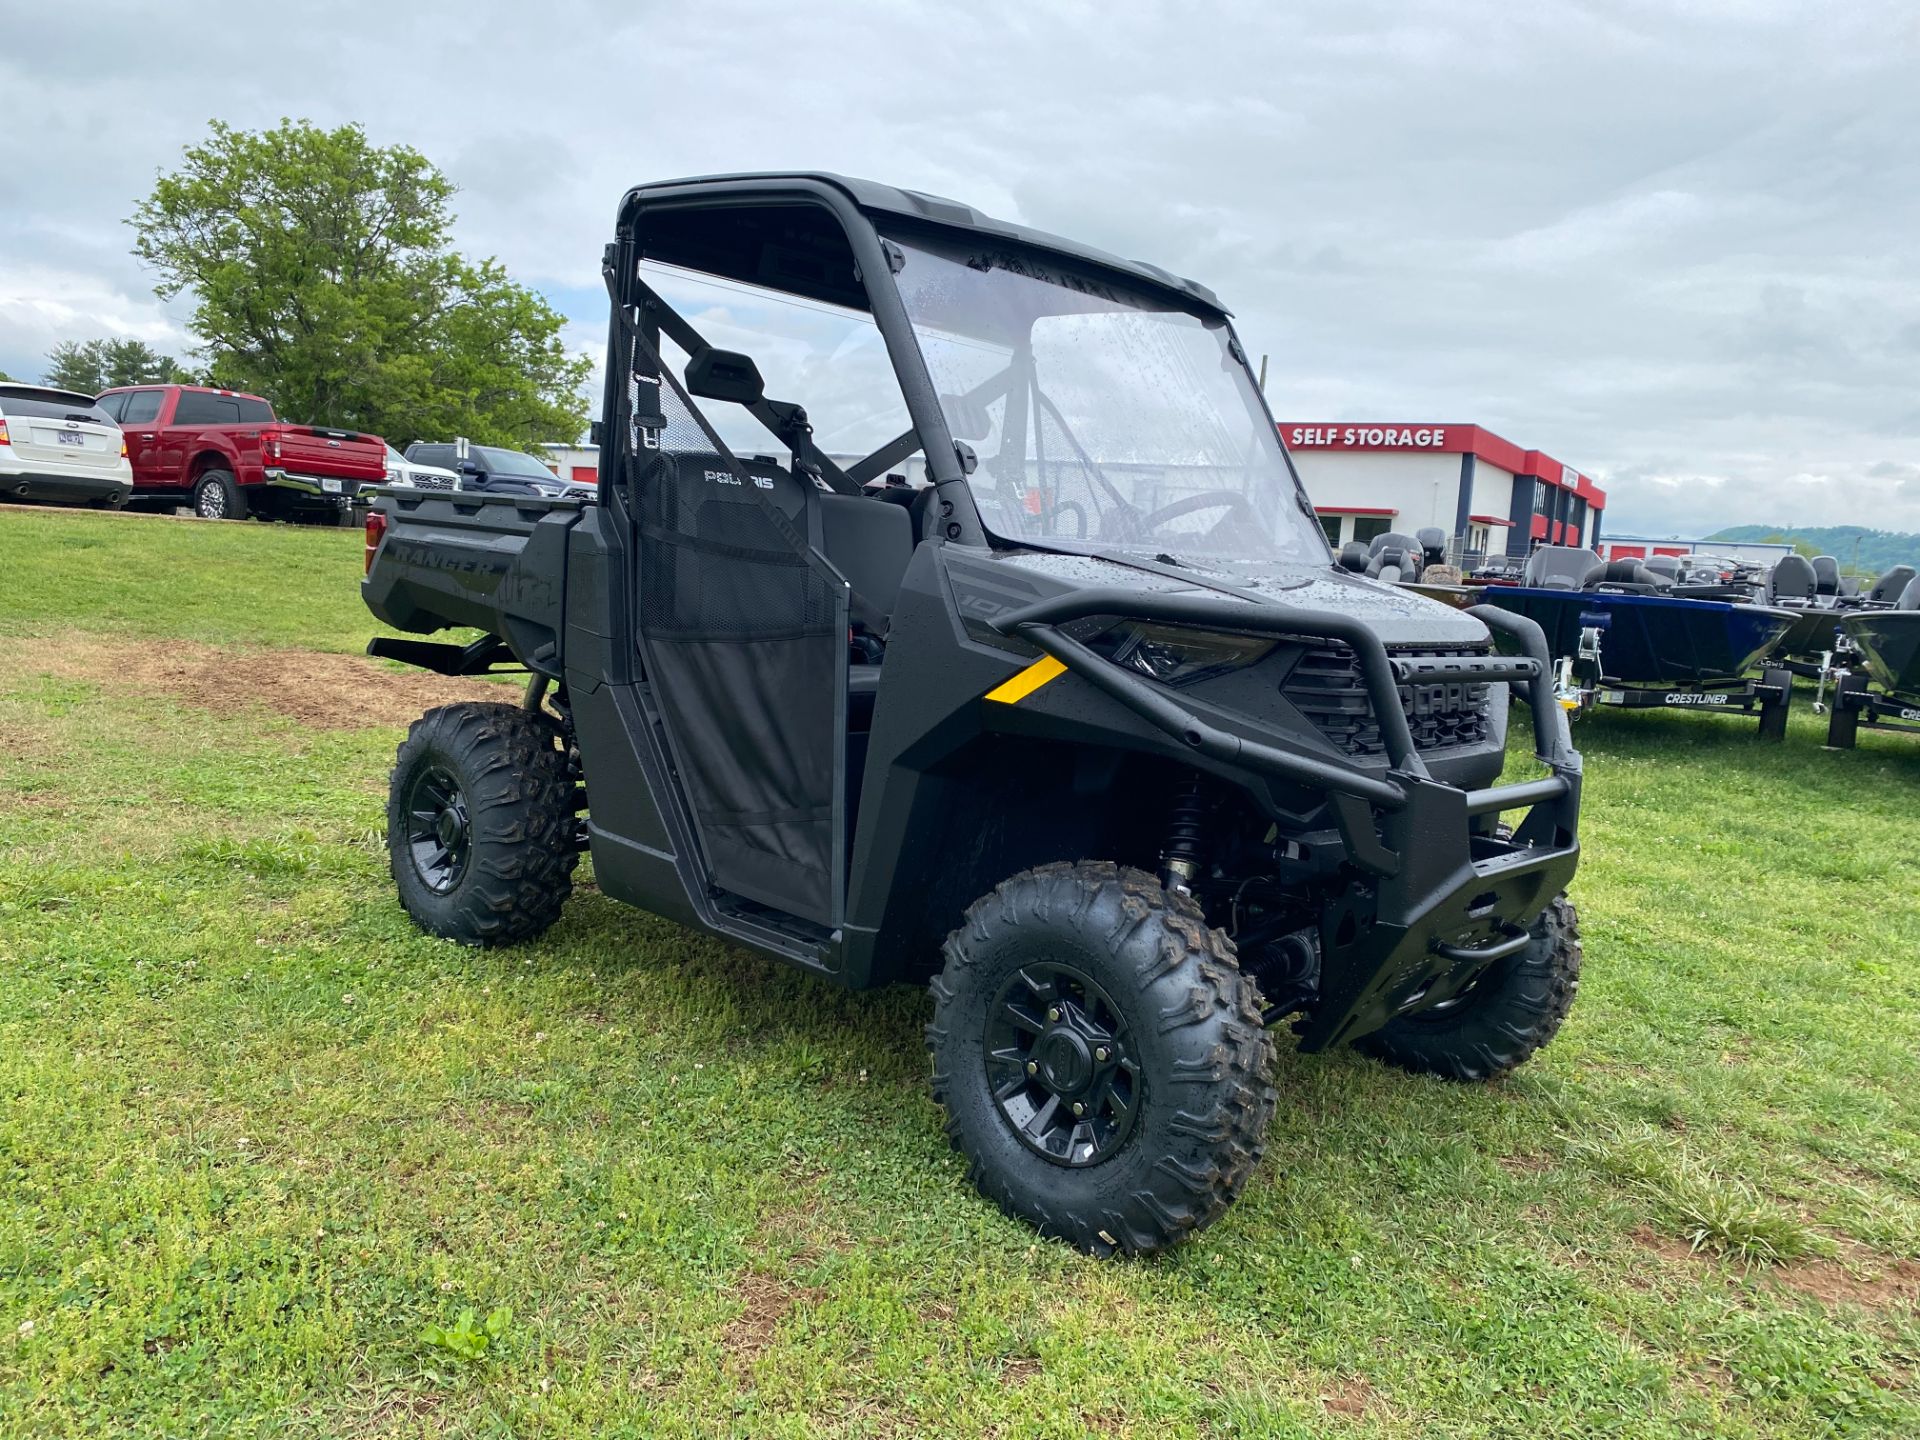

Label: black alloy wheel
[403,763,471,894]
[984,961,1142,1167]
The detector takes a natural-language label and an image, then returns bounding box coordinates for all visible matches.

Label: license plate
[320,477,342,494]
[56,431,85,447]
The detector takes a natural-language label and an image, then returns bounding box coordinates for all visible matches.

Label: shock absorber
[1158,774,1207,896]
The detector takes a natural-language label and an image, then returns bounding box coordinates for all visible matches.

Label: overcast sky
[3,0,1916,536]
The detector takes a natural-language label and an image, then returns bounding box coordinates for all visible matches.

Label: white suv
[381,444,460,491]
[0,385,134,509]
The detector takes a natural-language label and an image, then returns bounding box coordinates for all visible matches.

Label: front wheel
[387,703,578,946]
[1355,895,1582,1081]
[928,862,1277,1256]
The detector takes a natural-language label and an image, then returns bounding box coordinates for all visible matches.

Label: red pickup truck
[96,383,388,523]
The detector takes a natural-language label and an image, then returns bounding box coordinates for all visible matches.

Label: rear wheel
[192,470,246,521]
[1355,895,1581,1081]
[928,862,1277,1255]
[387,703,578,946]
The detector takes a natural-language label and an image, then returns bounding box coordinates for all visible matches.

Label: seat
[1869,565,1916,604]
[1415,527,1448,568]
[1367,544,1415,583]
[817,492,914,630]
[1902,575,1920,611]
[1368,530,1419,558]
[1602,557,1655,586]
[848,663,882,728]
[1766,554,1817,604]
[1337,541,1369,573]
[1811,556,1840,597]
[1641,555,1681,585]
[1524,545,1605,591]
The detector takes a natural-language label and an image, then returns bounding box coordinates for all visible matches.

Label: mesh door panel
[624,321,845,926]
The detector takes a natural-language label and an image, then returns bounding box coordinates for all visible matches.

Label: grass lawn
[1,506,1917,1438]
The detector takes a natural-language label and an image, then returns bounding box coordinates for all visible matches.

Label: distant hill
[1706,525,1920,576]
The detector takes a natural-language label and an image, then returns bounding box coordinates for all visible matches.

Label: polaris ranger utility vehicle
[363,173,1584,1255]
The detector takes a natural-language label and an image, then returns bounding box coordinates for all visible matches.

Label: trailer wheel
[927,862,1276,1256]
[1356,894,1581,1082]
[192,470,246,521]
[387,702,578,946]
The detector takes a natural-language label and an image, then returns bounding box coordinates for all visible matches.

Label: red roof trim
[1468,514,1514,527]
[1312,505,1397,516]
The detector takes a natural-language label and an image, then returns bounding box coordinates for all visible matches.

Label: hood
[990,548,1490,649]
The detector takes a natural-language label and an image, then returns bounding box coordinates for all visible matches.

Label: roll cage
[596,172,1318,556]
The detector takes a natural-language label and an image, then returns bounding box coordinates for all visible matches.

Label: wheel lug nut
[1071,1102,1085,1116]
[1095,1047,1110,1062]
[1026,1061,1038,1075]
[1047,1007,1061,1022]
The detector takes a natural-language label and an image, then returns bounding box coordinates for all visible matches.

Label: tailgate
[8,417,123,470]
[363,489,584,657]
[272,425,388,482]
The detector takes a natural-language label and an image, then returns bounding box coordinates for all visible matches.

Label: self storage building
[1279,423,1607,564]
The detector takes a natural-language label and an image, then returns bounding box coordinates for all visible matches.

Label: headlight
[1089,623,1275,686]
[384,468,408,487]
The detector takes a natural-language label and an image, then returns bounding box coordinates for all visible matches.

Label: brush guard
[990,591,1583,1052]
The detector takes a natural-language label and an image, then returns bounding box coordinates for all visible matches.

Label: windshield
[477,446,559,480]
[888,236,1327,565]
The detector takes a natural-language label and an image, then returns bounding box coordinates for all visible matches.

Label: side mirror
[685,347,764,406]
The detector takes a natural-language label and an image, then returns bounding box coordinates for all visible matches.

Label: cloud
[1,0,1917,533]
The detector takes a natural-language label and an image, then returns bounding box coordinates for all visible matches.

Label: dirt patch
[1000,1355,1043,1386]
[16,635,506,730]
[1632,1224,1714,1268]
[1321,1374,1380,1418]
[723,1272,821,1366]
[1770,1254,1920,1311]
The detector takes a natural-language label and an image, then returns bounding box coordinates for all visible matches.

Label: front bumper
[989,592,1583,1053]
[0,468,132,505]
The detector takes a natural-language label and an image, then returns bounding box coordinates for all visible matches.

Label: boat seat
[1602,558,1656,586]
[1766,554,1817,604]
[1641,555,1681,585]
[1902,576,1920,611]
[817,491,914,631]
[1368,530,1419,557]
[1367,544,1416,583]
[1525,545,1606,590]
[1337,541,1370,573]
[1869,565,1917,604]
[1415,527,1448,567]
[1811,556,1841,596]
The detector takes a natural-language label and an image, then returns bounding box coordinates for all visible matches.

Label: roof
[623,171,1226,315]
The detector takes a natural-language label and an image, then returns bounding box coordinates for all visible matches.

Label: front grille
[411,473,456,491]
[1281,645,1492,757]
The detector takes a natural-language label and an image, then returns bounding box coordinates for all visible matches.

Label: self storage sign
[1286,426,1452,449]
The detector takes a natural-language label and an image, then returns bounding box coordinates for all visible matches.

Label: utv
[362,173,1584,1255]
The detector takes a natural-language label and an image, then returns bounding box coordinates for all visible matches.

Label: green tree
[44,338,188,393]
[129,119,588,447]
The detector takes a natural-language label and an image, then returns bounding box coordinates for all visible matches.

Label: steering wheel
[1136,489,1262,536]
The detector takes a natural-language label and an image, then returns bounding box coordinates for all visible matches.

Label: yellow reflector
[984,654,1068,705]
